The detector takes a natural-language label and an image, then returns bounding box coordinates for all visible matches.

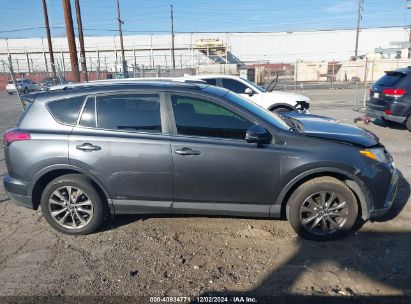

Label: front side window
[172,95,254,139]
[47,96,85,125]
[96,94,161,133]
[221,78,249,94]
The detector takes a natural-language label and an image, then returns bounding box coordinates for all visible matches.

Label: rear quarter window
[47,96,85,125]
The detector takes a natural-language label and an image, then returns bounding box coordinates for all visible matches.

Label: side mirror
[245,125,271,145]
[245,87,254,96]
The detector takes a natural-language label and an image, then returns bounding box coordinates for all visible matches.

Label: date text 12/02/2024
[149,296,258,303]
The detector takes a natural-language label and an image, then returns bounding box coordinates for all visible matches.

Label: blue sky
[0,0,409,38]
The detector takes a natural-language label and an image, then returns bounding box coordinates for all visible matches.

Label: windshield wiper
[279,115,304,132]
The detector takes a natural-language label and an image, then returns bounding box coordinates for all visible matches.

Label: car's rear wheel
[40,174,105,235]
[286,177,358,241]
[22,87,28,94]
[406,115,411,132]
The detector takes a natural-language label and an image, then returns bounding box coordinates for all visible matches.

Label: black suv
[367,67,411,131]
[3,81,398,241]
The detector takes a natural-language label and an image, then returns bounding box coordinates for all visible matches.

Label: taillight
[2,129,31,146]
[384,109,393,115]
[383,88,407,98]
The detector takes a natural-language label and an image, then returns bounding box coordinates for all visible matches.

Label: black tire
[406,115,411,132]
[40,174,106,235]
[22,87,28,94]
[7,92,13,95]
[286,177,358,241]
[272,107,293,114]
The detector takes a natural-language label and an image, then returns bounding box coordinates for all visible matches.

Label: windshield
[241,77,266,92]
[223,91,289,130]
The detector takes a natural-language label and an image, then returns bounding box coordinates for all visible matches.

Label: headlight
[360,148,388,163]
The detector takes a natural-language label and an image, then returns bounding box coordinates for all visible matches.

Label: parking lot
[0,90,410,302]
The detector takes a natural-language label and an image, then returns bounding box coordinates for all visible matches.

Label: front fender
[269,167,372,220]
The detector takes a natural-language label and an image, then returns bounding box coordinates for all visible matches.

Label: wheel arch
[271,167,371,221]
[267,103,295,112]
[28,164,113,212]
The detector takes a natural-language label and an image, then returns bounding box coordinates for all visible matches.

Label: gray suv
[3,81,398,240]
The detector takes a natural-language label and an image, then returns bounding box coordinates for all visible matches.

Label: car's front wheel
[40,174,106,235]
[286,177,358,241]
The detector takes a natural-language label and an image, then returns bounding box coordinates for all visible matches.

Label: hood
[284,112,379,147]
[265,91,310,102]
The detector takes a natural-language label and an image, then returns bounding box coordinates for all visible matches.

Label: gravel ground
[0,91,410,303]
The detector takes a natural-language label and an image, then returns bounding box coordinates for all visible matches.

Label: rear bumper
[3,175,34,209]
[366,107,407,123]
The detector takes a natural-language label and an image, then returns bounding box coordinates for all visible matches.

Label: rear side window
[221,78,249,94]
[96,94,161,133]
[47,96,85,125]
[375,73,405,87]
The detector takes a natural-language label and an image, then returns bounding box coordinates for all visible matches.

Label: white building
[0,26,409,73]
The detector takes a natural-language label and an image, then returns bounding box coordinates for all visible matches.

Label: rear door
[69,91,174,214]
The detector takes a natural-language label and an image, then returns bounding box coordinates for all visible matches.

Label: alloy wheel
[299,191,349,236]
[48,186,94,229]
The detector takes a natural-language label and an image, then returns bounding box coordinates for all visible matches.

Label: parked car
[189,75,310,113]
[366,67,411,131]
[3,81,397,240]
[37,77,68,91]
[6,78,37,95]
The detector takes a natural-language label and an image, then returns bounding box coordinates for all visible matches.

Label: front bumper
[3,175,34,209]
[367,164,399,220]
[295,100,310,112]
[366,106,407,124]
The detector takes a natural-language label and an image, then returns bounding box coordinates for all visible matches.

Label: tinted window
[203,78,217,86]
[375,73,404,87]
[97,94,161,133]
[221,78,249,94]
[47,96,85,124]
[79,97,96,128]
[172,95,253,139]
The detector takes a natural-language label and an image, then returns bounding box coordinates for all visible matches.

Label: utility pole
[62,0,80,82]
[354,0,363,58]
[407,0,411,58]
[170,3,176,69]
[116,0,128,78]
[75,0,88,81]
[41,0,57,83]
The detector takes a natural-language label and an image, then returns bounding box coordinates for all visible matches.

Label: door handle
[174,147,201,156]
[76,143,101,152]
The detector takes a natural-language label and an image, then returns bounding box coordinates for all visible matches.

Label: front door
[69,92,173,214]
[169,93,280,217]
